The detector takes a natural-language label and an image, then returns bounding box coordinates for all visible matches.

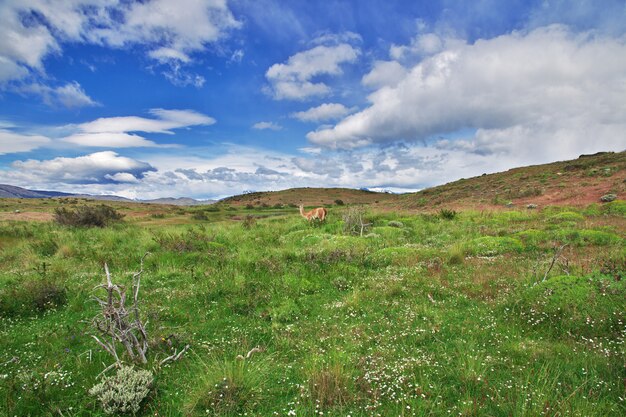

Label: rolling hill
[397,151,625,210]
[218,151,624,210]
[216,187,400,207]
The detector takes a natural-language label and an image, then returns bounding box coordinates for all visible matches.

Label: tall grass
[0,201,624,415]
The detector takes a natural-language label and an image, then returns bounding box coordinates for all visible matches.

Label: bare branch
[543,244,568,282]
[159,344,190,366]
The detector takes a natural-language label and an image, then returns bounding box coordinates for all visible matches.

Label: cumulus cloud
[361,61,407,89]
[291,103,352,122]
[0,129,51,154]
[308,25,626,163]
[64,109,215,147]
[8,151,156,184]
[265,42,360,100]
[252,121,283,131]
[0,0,240,87]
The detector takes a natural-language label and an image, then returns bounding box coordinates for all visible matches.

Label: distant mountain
[0,184,214,206]
[0,184,75,198]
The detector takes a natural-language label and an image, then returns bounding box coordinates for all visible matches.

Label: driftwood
[92,253,150,364]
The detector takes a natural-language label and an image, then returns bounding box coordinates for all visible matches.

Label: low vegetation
[54,204,124,227]
[0,196,624,416]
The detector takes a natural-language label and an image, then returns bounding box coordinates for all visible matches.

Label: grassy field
[0,198,625,416]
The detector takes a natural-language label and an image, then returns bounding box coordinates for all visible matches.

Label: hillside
[397,151,626,210]
[216,152,625,211]
[217,187,399,207]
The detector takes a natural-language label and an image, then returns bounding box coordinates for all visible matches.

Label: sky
[0,0,625,200]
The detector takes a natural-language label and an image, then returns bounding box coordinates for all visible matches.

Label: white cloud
[0,0,240,87]
[265,43,360,100]
[390,33,447,60]
[252,121,282,131]
[8,151,155,184]
[78,109,215,135]
[87,0,240,55]
[362,61,408,89]
[149,48,191,64]
[291,103,352,122]
[307,25,626,163]
[104,172,141,183]
[63,133,161,148]
[17,81,99,108]
[0,129,51,154]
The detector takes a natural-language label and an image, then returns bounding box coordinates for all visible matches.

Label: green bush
[602,200,626,216]
[153,228,217,253]
[89,366,153,415]
[387,220,404,228]
[548,211,584,222]
[0,277,67,317]
[242,215,257,229]
[334,199,345,205]
[465,236,523,256]
[54,205,124,227]
[191,211,208,220]
[439,209,458,220]
[515,229,550,250]
[30,238,59,257]
[517,275,626,337]
[554,229,622,246]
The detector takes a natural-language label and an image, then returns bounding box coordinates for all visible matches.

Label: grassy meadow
[0,198,625,416]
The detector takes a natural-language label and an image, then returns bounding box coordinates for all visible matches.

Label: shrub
[30,238,59,257]
[245,204,255,210]
[387,220,404,228]
[0,277,67,317]
[601,200,626,216]
[447,243,465,265]
[153,228,214,253]
[242,215,257,229]
[307,364,352,408]
[600,193,617,202]
[439,208,458,220]
[465,236,523,256]
[89,366,153,415]
[516,274,626,337]
[554,229,622,246]
[334,199,345,205]
[191,211,208,220]
[515,229,550,250]
[54,205,124,227]
[186,355,268,415]
[548,211,584,222]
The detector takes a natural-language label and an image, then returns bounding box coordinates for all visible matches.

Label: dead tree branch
[92,253,150,364]
[543,244,568,282]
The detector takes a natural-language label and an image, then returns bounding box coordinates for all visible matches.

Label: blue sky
[1,0,625,199]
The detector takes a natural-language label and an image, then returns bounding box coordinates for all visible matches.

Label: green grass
[0,201,624,416]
